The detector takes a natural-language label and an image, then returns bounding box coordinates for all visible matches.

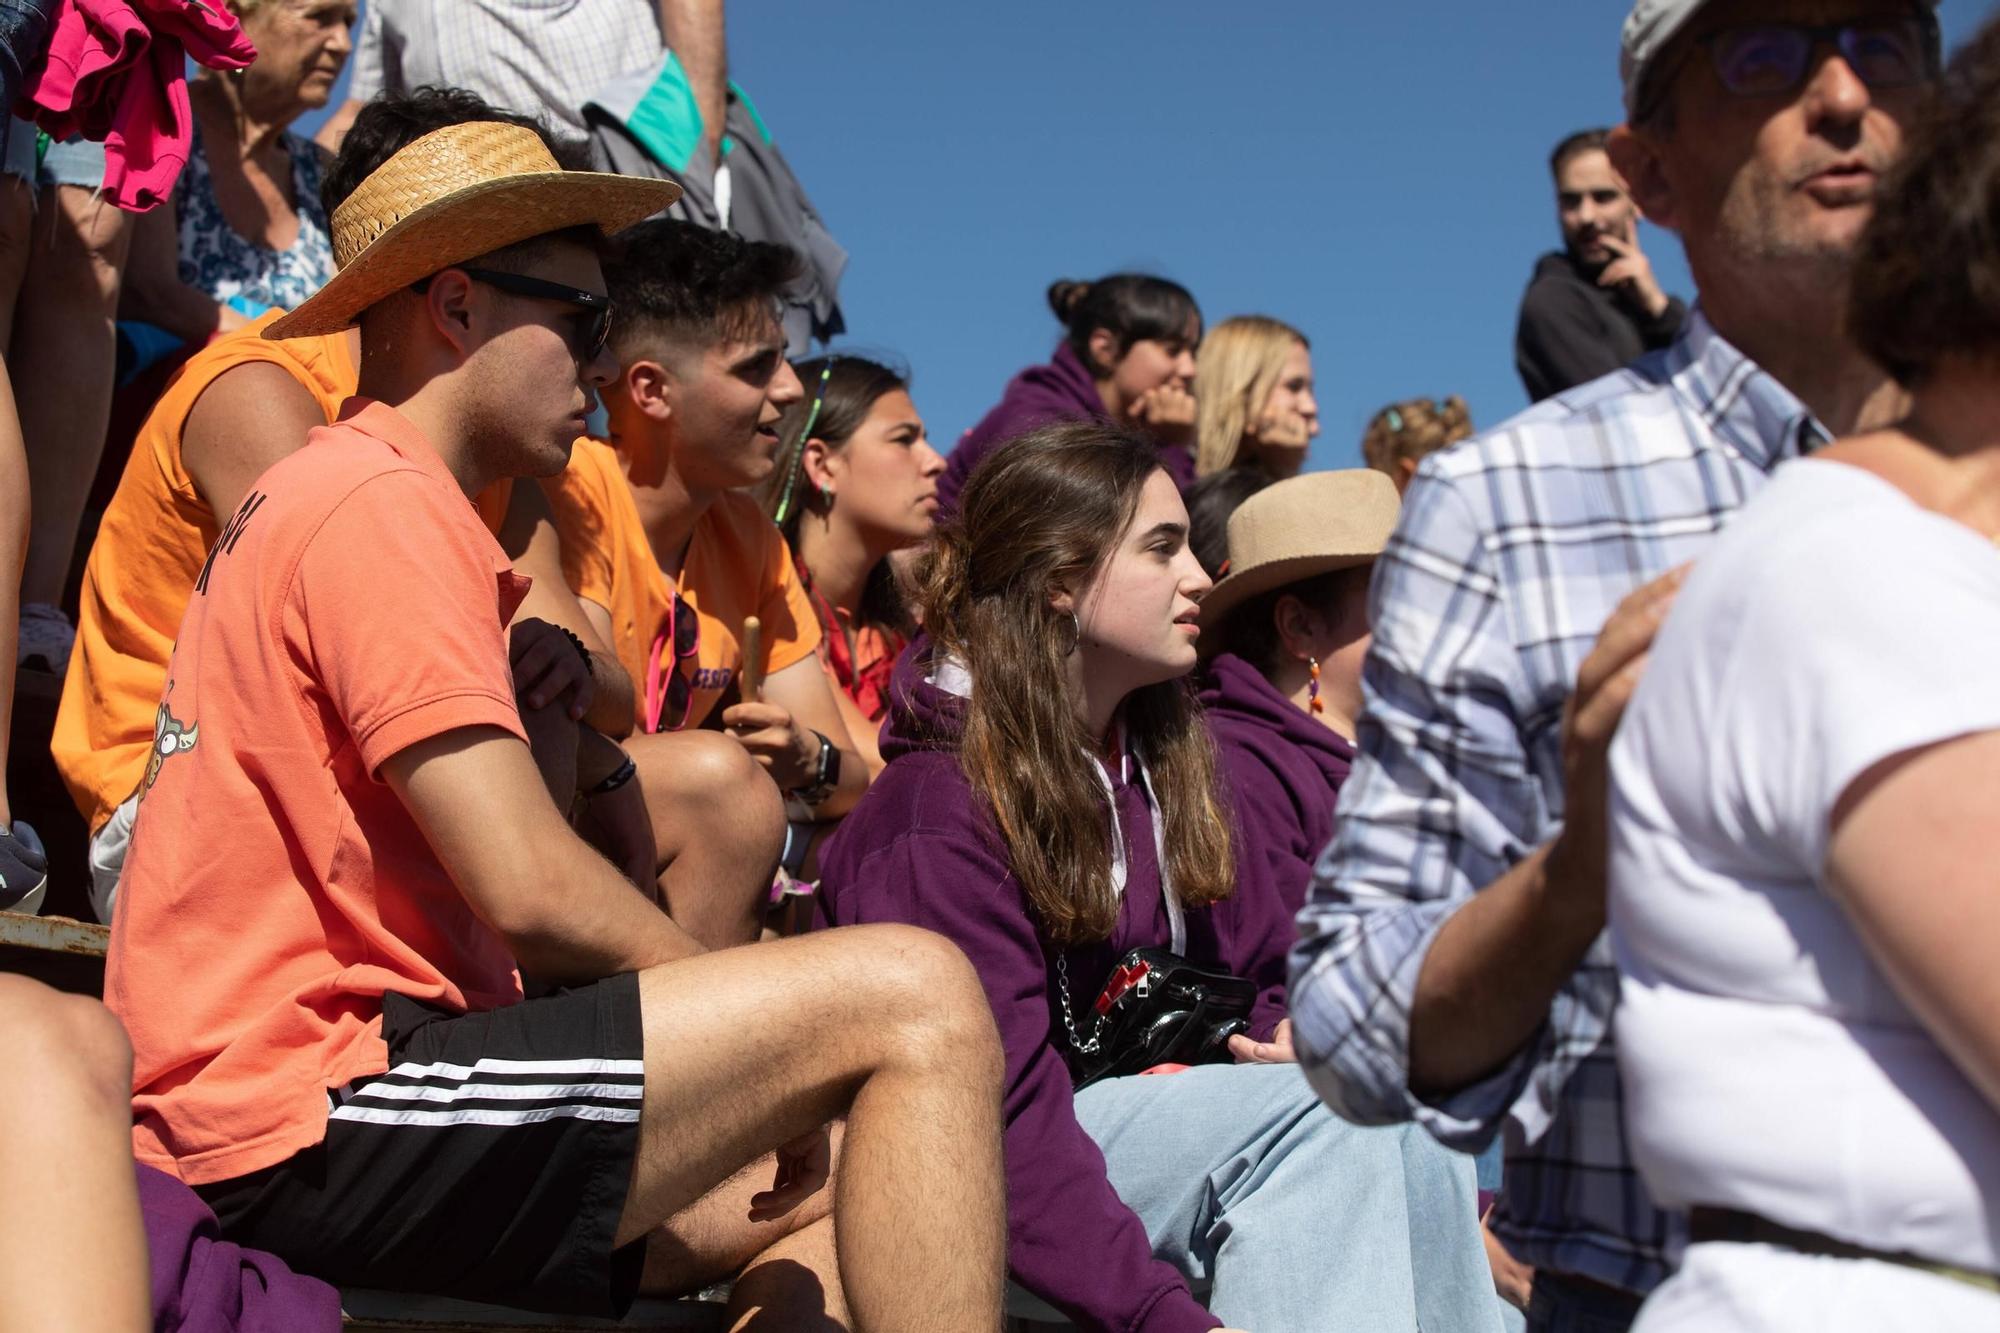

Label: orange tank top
[54,315,513,833]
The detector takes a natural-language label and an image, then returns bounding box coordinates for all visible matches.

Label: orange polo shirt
[107,400,531,1187]
[55,315,512,834]
[544,437,819,730]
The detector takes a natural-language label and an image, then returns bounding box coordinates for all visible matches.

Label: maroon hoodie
[817,645,1291,1333]
[1198,653,1355,916]
[938,342,1198,514]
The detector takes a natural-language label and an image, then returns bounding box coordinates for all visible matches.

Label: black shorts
[195,973,646,1317]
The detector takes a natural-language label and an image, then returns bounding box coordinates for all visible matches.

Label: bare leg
[725,1216,847,1332]
[629,729,784,949]
[0,175,34,821]
[616,924,1007,1329]
[635,1133,848,1329]
[0,976,150,1333]
[12,184,131,610]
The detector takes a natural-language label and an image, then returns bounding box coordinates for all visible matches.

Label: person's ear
[1608,124,1678,232]
[1395,456,1418,494]
[1048,581,1077,617]
[421,270,478,357]
[1273,592,1321,661]
[1085,327,1120,377]
[625,359,676,424]
[802,438,838,496]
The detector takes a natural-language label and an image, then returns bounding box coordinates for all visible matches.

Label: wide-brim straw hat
[265,121,680,340]
[1197,468,1401,654]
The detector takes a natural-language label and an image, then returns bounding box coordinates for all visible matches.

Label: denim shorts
[2,117,103,189]
[1,115,34,184]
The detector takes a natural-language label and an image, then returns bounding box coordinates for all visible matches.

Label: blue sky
[309,1,1994,469]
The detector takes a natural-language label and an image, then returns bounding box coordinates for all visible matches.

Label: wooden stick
[740,615,764,703]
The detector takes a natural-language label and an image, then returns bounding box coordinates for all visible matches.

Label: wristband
[583,754,638,799]
[560,627,593,671]
[791,730,840,806]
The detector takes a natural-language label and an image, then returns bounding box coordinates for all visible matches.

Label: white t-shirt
[1608,457,2000,1275]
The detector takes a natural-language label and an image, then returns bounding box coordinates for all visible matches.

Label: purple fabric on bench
[140,1163,340,1332]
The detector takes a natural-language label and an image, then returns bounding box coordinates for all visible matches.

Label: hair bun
[1438,394,1471,431]
[1046,279,1093,322]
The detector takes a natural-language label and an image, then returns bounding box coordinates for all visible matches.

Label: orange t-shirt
[106,400,531,1187]
[545,438,819,730]
[55,314,514,834]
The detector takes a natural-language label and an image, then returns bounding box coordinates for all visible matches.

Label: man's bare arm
[659,0,726,163]
[182,361,329,521]
[383,725,700,983]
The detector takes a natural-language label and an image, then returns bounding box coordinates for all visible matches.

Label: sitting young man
[103,114,1007,1325]
[546,222,869,867]
[57,89,783,948]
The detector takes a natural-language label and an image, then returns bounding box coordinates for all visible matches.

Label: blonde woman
[1193,315,1318,479]
[1360,394,1473,494]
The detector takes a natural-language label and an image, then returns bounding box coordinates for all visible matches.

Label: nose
[584,340,618,389]
[1174,349,1197,381]
[1300,391,1320,430]
[770,357,805,408]
[917,437,946,475]
[1803,49,1872,129]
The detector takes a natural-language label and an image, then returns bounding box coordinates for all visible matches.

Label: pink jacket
[17,0,255,211]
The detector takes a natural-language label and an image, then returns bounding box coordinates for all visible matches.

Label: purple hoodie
[1198,653,1355,916]
[938,342,1198,513]
[140,1164,341,1332]
[817,645,1292,1333]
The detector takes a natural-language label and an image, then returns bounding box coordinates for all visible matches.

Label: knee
[0,978,132,1107]
[645,730,784,849]
[859,925,1003,1086]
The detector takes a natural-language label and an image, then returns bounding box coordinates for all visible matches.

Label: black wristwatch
[793,730,840,806]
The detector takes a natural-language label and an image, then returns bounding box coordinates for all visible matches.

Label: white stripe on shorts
[374,1056,644,1083]
[329,1102,642,1128]
[349,1080,644,1104]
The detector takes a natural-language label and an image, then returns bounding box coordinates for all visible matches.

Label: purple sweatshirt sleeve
[830,817,1219,1333]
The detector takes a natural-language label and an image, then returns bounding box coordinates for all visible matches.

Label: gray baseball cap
[1620,0,1943,118]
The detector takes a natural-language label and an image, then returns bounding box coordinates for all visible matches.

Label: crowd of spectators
[3,0,1997,1331]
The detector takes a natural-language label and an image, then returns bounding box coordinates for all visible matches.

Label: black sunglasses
[410,266,615,361]
[1642,14,1939,119]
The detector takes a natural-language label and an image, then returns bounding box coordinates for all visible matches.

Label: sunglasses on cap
[410,267,615,362]
[1641,13,1939,119]
[643,588,702,734]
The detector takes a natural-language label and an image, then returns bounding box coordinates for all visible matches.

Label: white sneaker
[17,602,74,675]
[0,822,47,916]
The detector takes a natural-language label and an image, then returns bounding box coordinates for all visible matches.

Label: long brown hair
[916,422,1235,946]
[760,354,914,634]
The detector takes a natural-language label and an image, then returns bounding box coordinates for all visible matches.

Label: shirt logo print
[196,490,268,595]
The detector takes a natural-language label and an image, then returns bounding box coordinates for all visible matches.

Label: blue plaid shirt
[1290,311,1829,1295]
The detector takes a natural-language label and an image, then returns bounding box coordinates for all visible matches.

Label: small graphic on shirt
[196,490,268,595]
[142,687,199,797]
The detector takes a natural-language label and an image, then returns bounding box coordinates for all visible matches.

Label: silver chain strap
[1054,955,1104,1056]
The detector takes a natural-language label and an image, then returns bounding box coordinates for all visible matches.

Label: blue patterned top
[176,123,335,316]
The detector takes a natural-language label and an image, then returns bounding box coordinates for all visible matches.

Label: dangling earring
[1308,656,1324,715]
[1056,610,1081,657]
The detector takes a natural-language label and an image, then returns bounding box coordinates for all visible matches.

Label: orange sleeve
[762,523,821,674]
[294,471,527,773]
[543,443,618,610]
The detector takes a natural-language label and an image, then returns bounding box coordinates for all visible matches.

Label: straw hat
[265,121,680,340]
[1196,469,1400,652]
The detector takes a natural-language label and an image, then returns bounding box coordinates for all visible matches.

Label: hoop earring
[1308,655,1324,715]
[1056,610,1081,657]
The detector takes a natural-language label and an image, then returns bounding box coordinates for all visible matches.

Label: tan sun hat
[265,121,681,340]
[1196,468,1401,653]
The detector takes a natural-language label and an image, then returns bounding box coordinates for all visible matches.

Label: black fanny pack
[1056,947,1258,1090]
